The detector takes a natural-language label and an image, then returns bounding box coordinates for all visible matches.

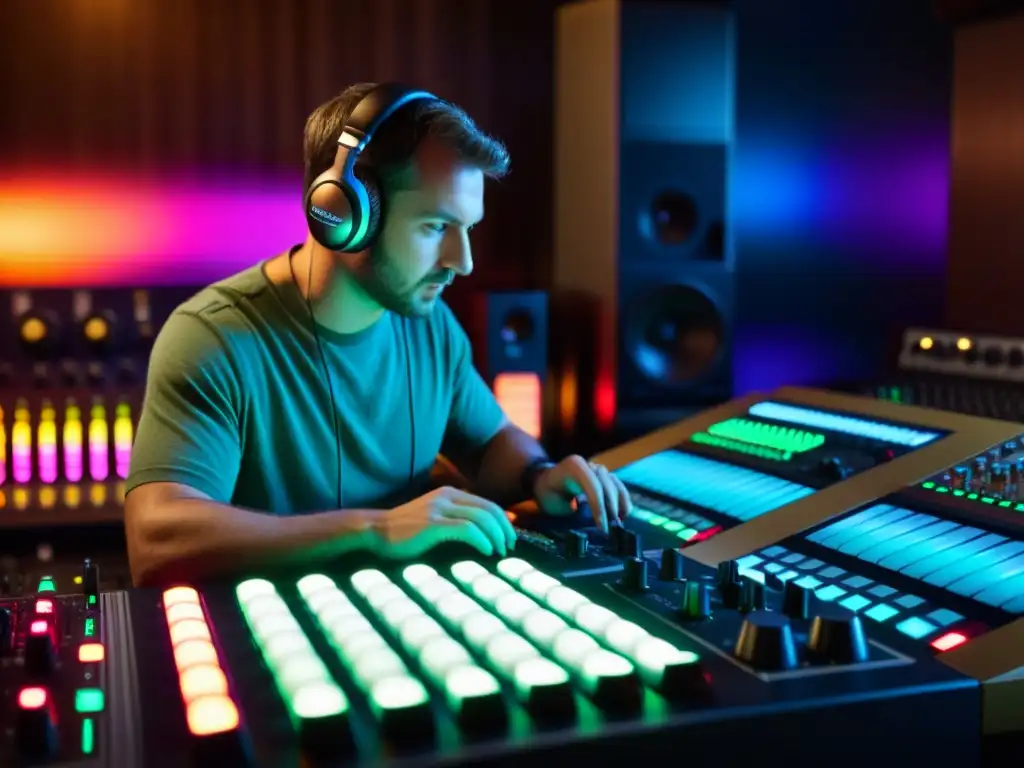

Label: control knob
[818,457,852,481]
[807,604,869,664]
[679,580,711,621]
[621,557,649,592]
[781,580,811,620]
[734,610,799,671]
[659,548,684,581]
[619,529,642,559]
[16,687,58,759]
[563,530,588,559]
[716,560,741,609]
[24,623,57,676]
[740,575,766,612]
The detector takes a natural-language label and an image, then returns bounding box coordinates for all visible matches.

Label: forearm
[129,498,380,587]
[470,424,548,507]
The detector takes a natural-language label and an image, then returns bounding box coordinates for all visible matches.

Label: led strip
[162,587,241,738]
[748,401,939,447]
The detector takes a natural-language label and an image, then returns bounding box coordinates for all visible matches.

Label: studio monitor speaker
[553,0,737,446]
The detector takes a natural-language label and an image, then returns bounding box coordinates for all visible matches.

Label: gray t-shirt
[126,261,506,513]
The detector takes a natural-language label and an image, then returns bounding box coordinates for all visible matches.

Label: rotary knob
[679,580,711,621]
[782,580,811,620]
[659,548,684,581]
[739,576,766,613]
[621,557,649,592]
[563,530,589,559]
[734,610,799,671]
[806,604,869,664]
[619,529,642,559]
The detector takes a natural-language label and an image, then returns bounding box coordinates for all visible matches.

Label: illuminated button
[864,603,900,623]
[461,612,507,649]
[262,632,310,664]
[174,640,218,670]
[163,586,199,607]
[486,632,539,673]
[632,638,704,697]
[470,574,514,603]
[18,687,47,709]
[494,591,539,623]
[497,558,534,580]
[544,587,589,616]
[435,593,482,625]
[420,637,473,681]
[603,620,650,655]
[931,632,968,652]
[402,564,439,585]
[398,616,445,650]
[75,688,104,713]
[380,599,422,628]
[415,578,457,603]
[518,571,560,599]
[451,561,489,584]
[512,657,575,720]
[306,588,352,614]
[351,569,390,595]
[78,643,105,663]
[896,616,937,640]
[295,574,335,597]
[292,681,348,719]
[169,620,212,646]
[521,610,569,647]
[276,656,331,695]
[165,602,206,624]
[574,604,618,635]
[16,687,56,759]
[552,629,600,668]
[351,648,408,689]
[839,595,872,613]
[370,675,434,741]
[30,619,49,635]
[364,584,406,610]
[35,599,53,614]
[179,666,228,702]
[578,649,641,712]
[186,695,240,736]
[443,665,506,730]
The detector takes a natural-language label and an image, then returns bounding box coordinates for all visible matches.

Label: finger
[593,465,620,524]
[436,518,495,556]
[447,489,517,551]
[567,457,608,533]
[442,504,508,556]
[612,474,633,519]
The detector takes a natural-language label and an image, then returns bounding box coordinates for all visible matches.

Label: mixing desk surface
[3,386,1024,766]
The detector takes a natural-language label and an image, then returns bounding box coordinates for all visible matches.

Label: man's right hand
[371,486,518,559]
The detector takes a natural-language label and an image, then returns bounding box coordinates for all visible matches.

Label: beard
[352,242,453,318]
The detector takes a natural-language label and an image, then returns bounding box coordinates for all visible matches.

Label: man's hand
[532,455,632,533]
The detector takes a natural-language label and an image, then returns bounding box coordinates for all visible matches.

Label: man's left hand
[532,455,632,533]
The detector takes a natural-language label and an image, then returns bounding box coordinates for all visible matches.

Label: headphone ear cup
[306,178,357,251]
[345,165,384,252]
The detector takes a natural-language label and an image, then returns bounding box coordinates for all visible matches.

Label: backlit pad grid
[615,451,813,522]
[748,401,940,447]
[807,505,1024,614]
[162,587,242,738]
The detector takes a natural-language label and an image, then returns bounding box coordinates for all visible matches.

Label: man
[125,83,631,588]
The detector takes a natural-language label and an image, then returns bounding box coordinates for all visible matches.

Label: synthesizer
[0,286,194,529]
[2,385,1021,766]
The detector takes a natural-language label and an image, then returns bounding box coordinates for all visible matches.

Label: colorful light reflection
[0,174,305,286]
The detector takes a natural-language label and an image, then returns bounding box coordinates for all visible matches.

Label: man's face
[356,140,485,317]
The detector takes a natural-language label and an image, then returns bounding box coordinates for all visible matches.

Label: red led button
[18,687,47,709]
[29,620,49,635]
[931,631,968,652]
[35,599,54,614]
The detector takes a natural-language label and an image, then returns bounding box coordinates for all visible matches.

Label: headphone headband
[305,83,437,252]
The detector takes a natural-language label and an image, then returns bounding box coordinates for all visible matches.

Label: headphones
[298,83,435,511]
[304,83,437,253]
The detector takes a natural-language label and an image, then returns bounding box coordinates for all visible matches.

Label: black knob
[564,530,588,559]
[0,608,11,656]
[782,580,811,620]
[659,548,684,581]
[734,610,799,671]
[24,626,57,676]
[16,688,58,759]
[619,529,641,558]
[679,580,711,621]
[607,525,625,553]
[621,557,649,592]
[716,560,739,586]
[807,604,869,664]
[740,576,766,613]
[818,457,851,481]
[84,559,100,608]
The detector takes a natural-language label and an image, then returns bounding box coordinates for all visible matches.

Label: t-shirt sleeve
[126,311,243,503]
[439,304,507,459]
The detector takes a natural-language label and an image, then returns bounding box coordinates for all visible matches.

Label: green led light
[371,675,429,711]
[81,718,95,755]
[235,579,349,723]
[37,578,56,593]
[691,432,793,461]
[75,688,104,713]
[84,617,95,637]
[919,482,1017,511]
[706,417,825,453]
[444,665,500,702]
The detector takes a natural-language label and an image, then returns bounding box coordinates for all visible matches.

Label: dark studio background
[0,0,1022,448]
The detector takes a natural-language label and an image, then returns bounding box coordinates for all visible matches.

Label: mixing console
[1,386,1021,766]
[0,286,194,528]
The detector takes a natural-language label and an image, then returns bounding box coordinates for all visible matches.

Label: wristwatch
[520,458,556,500]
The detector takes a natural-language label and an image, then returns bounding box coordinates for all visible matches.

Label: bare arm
[124,482,382,587]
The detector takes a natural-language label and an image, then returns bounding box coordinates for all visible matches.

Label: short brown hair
[302,83,510,196]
